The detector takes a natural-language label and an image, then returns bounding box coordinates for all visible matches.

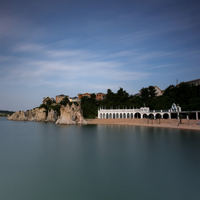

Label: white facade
[98,107,171,119]
[69,97,80,103]
[154,86,163,96]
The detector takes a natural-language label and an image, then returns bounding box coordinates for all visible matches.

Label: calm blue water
[0,117,200,200]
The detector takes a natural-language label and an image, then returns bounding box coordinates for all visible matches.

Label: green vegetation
[160,83,200,111]
[0,110,15,117]
[80,83,200,118]
[39,96,79,117]
[9,82,199,120]
[60,96,70,106]
[49,104,61,116]
[81,94,98,118]
[99,88,132,109]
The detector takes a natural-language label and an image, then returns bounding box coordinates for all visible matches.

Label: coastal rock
[8,108,47,122]
[46,109,58,122]
[8,104,85,125]
[8,110,27,121]
[56,103,87,125]
[33,108,47,121]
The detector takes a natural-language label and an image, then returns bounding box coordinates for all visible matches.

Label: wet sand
[87,118,200,131]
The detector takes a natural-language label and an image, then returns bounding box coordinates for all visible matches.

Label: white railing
[99,108,149,113]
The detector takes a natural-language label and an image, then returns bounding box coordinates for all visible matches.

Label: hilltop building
[180,78,200,86]
[96,93,106,101]
[138,86,164,97]
[154,86,164,96]
[43,97,55,105]
[69,96,80,103]
[56,94,69,103]
[78,93,91,99]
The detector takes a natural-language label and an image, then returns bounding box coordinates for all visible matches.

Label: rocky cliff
[56,103,87,125]
[8,103,86,125]
[8,108,49,122]
[46,109,58,122]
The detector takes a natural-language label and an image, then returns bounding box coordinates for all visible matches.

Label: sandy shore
[87,118,200,131]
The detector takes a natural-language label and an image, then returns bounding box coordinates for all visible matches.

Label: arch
[149,113,154,119]
[143,114,148,118]
[155,113,161,119]
[116,113,119,119]
[99,109,173,120]
[171,113,178,119]
[163,113,169,119]
[135,112,141,118]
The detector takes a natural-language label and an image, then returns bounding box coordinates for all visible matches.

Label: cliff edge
[8,103,86,125]
[8,108,48,122]
[56,103,87,125]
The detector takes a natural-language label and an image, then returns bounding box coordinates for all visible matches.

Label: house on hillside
[43,97,55,105]
[55,94,69,103]
[138,86,163,97]
[154,86,164,96]
[96,93,106,101]
[178,78,200,86]
[69,96,80,103]
[78,93,91,99]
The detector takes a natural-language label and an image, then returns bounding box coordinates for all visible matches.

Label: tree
[39,104,48,117]
[60,96,70,106]
[148,86,156,98]
[106,89,115,102]
[163,85,176,97]
[46,99,52,106]
[80,83,200,119]
[140,87,149,104]
[117,87,129,103]
[81,94,98,118]
[49,104,61,116]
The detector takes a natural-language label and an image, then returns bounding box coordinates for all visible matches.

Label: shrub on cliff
[49,104,61,116]
[60,97,70,106]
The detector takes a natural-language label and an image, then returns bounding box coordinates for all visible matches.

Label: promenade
[87,118,200,131]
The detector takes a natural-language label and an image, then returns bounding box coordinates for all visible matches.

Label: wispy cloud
[150,64,177,69]
[14,44,44,52]
[4,39,198,91]
[1,43,151,89]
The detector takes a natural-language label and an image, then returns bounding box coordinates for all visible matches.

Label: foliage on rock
[60,96,70,106]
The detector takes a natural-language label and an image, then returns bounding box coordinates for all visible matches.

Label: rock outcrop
[46,109,58,122]
[8,110,28,121]
[56,103,87,125]
[8,108,54,122]
[8,103,86,125]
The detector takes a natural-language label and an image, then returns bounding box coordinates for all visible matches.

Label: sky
[0,0,200,111]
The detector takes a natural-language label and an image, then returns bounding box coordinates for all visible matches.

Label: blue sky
[1,0,200,111]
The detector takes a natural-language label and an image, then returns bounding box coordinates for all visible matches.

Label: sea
[0,117,200,200]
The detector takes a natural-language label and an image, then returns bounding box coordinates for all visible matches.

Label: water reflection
[0,118,200,200]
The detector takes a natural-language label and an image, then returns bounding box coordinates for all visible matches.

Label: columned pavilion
[98,107,171,119]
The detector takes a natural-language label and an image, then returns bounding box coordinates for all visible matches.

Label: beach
[87,118,200,131]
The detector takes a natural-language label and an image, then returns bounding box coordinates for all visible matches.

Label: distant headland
[0,110,15,117]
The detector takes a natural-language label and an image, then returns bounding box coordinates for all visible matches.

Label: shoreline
[87,118,200,131]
